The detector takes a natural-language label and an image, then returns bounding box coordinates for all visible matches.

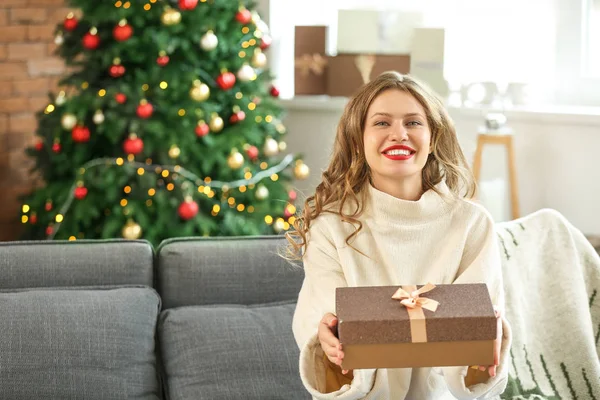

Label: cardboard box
[294,26,328,95]
[336,283,496,370]
[326,54,411,97]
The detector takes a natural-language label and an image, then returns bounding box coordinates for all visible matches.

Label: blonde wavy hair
[285,71,475,260]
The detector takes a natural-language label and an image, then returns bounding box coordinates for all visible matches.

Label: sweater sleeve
[292,220,386,400]
[442,207,513,400]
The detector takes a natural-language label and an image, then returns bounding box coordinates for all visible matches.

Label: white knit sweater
[292,182,513,400]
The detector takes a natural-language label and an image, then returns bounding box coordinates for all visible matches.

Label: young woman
[286,71,511,399]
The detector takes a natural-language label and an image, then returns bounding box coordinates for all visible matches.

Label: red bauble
[123,135,144,155]
[29,214,37,224]
[178,0,198,10]
[82,31,100,50]
[71,125,90,143]
[178,199,199,220]
[270,85,280,97]
[34,141,43,151]
[195,122,210,137]
[64,15,78,31]
[136,101,153,119]
[46,226,53,236]
[52,142,61,153]
[109,64,126,78]
[113,22,133,42]
[74,186,88,200]
[216,71,236,90]
[246,145,259,160]
[45,201,53,211]
[235,8,252,24]
[260,35,272,50]
[115,93,127,104]
[230,110,246,123]
[288,190,297,201]
[157,54,170,66]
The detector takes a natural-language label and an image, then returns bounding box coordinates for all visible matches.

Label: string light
[161,170,169,178]
[237,204,245,212]
[271,174,279,181]
[142,84,149,91]
[260,162,268,169]
[248,102,256,110]
[178,109,186,116]
[265,115,273,123]
[247,206,255,213]
[123,1,131,8]
[21,216,28,223]
[137,168,145,175]
[166,183,175,191]
[124,186,132,194]
[45,104,55,114]
[255,116,262,123]
[144,3,151,10]
[160,81,168,89]
[22,205,30,213]
[116,157,124,165]
[242,41,250,48]
[55,214,63,223]
[81,82,89,89]
[265,215,273,224]
[242,27,250,34]
[244,172,252,179]
[238,51,246,58]
[115,1,122,7]
[235,92,243,99]
[239,185,247,192]
[98,89,106,96]
[69,236,76,241]
[120,199,128,207]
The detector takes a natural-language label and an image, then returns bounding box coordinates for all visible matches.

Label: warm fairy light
[69,236,76,241]
[255,116,262,123]
[203,186,210,195]
[238,51,246,58]
[271,174,279,181]
[81,82,89,89]
[166,183,174,191]
[22,205,30,213]
[260,162,268,169]
[144,3,151,10]
[148,188,156,196]
[287,205,297,214]
[237,204,245,212]
[283,222,290,230]
[204,177,211,183]
[248,102,256,110]
[242,41,250,48]
[174,165,181,172]
[288,216,296,225]
[115,1,122,6]
[127,154,134,162]
[124,1,131,8]
[244,172,252,179]
[45,104,55,114]
[227,197,235,205]
[120,199,128,207]
[265,215,273,224]
[146,200,152,206]
[249,39,256,46]
[239,185,247,193]
[248,184,255,189]
[142,84,149,91]
[242,27,250,34]
[178,109,186,116]
[137,168,145,175]
[98,89,106,96]
[235,92,243,99]
[161,170,169,178]
[116,157,124,165]
[55,214,63,223]
[79,167,85,174]
[160,81,168,89]
[212,205,220,213]
[146,158,152,165]
[21,216,28,223]
[265,115,273,123]
[247,206,255,213]
[254,30,262,38]
[207,191,215,198]
[198,185,204,192]
[124,186,132,194]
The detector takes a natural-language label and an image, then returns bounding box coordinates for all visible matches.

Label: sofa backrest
[0,239,155,289]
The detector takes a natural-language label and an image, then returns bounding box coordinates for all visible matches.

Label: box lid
[336,283,496,345]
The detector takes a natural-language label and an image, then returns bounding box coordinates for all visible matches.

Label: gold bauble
[122,220,142,239]
[227,150,244,169]
[209,114,224,132]
[263,137,279,156]
[168,145,181,159]
[251,49,267,68]
[294,162,310,180]
[61,113,77,130]
[190,82,210,102]
[161,8,181,25]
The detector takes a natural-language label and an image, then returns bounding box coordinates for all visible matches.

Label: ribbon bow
[392,282,439,312]
[294,53,328,77]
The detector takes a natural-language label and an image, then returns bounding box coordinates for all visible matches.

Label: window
[584,0,600,77]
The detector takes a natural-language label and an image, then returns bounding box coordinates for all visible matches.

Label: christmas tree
[18,0,310,247]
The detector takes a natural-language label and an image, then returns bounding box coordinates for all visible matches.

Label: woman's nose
[389,124,409,141]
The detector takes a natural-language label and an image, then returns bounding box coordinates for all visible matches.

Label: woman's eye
[374,121,389,126]
[407,121,422,126]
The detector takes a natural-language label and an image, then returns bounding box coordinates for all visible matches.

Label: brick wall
[0,0,71,241]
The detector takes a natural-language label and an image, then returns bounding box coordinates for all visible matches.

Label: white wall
[281,97,600,235]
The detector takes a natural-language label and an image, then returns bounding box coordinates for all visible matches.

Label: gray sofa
[0,236,310,400]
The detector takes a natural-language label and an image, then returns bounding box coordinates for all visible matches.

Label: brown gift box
[336,283,496,370]
[294,26,328,95]
[326,54,411,97]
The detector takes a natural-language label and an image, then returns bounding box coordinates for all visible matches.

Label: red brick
[0,44,6,60]
[27,57,65,77]
[0,82,13,97]
[28,0,66,5]
[0,114,8,132]
[0,0,26,6]
[27,24,56,41]
[47,42,59,56]
[48,76,64,93]
[29,96,50,112]
[8,150,34,183]
[13,78,49,95]
[0,62,28,81]
[0,26,28,43]
[0,98,29,113]
[8,43,47,60]
[9,113,37,134]
[0,9,8,26]
[10,8,48,23]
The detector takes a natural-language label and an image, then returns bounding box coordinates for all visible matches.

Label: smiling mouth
[383,149,414,156]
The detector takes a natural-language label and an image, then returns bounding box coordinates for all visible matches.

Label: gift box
[326,54,411,97]
[294,26,328,95]
[336,283,497,370]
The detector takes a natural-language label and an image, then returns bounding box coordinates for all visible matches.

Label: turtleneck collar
[364,180,457,224]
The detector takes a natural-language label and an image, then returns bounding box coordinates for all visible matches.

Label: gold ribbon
[294,53,328,77]
[392,283,439,343]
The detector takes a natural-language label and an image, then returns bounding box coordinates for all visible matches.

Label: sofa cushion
[158,301,308,400]
[157,236,303,309]
[0,286,162,399]
[0,239,155,289]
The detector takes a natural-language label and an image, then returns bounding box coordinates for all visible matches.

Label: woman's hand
[472,306,502,377]
[318,313,351,375]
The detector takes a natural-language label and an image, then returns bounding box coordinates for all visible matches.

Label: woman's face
[362,89,432,197]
